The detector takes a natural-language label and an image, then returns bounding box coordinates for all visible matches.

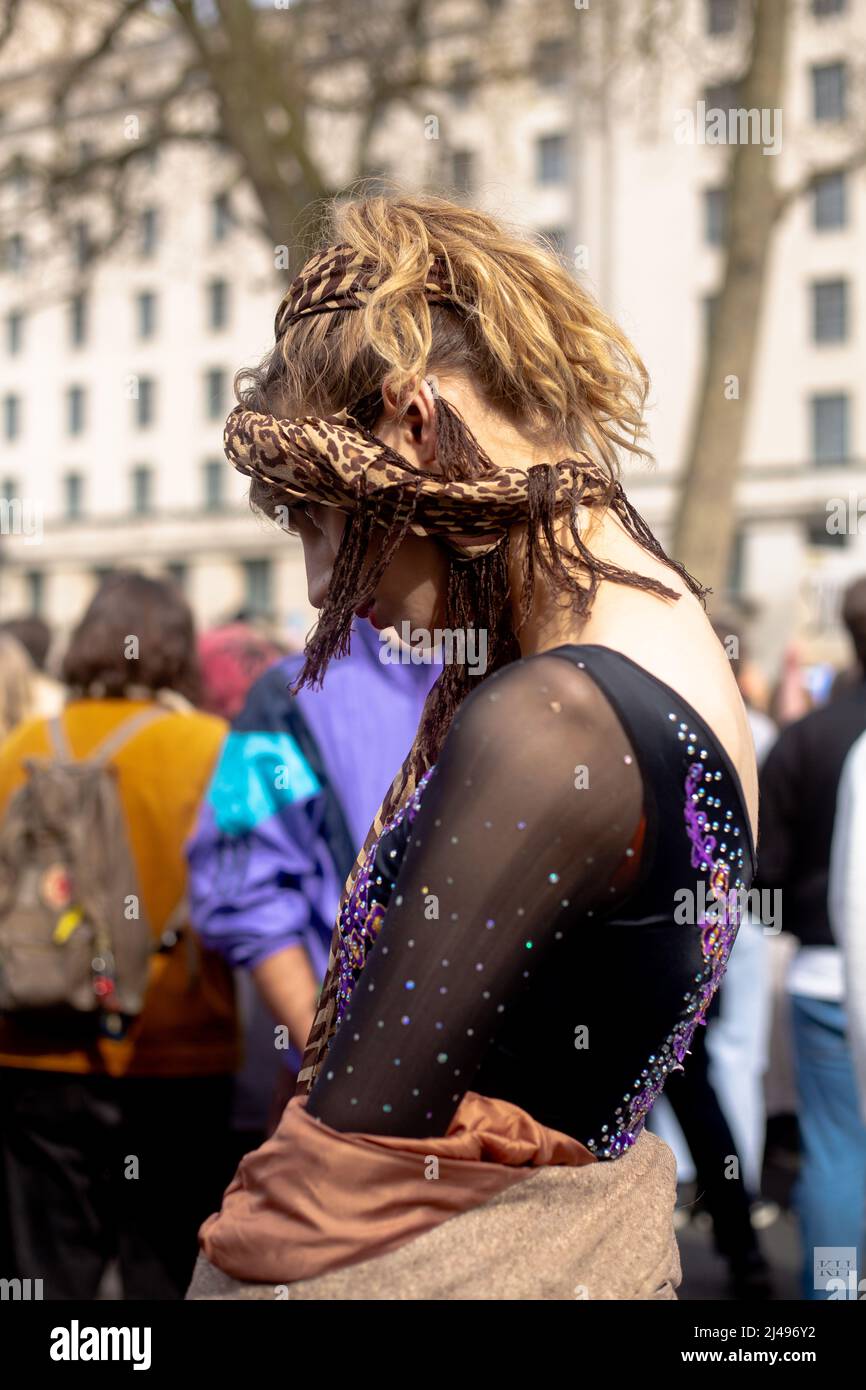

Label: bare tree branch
[0,0,22,54]
[52,0,152,112]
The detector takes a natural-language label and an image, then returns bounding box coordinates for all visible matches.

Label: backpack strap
[47,713,72,760]
[89,705,172,764]
[48,705,171,766]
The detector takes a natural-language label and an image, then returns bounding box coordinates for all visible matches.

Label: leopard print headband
[274,242,453,337]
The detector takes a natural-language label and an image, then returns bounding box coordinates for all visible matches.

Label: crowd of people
[2,190,866,1305]
[0,569,863,1301]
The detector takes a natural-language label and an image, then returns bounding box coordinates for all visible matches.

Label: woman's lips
[354,599,382,630]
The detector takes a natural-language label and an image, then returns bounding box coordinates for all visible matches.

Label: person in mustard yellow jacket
[0,572,239,1300]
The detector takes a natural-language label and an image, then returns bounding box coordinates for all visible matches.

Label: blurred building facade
[1,0,864,672]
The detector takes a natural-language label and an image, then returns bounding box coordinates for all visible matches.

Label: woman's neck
[507,507,692,659]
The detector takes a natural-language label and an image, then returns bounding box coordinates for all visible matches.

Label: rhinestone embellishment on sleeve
[335,767,436,1026]
[584,715,747,1160]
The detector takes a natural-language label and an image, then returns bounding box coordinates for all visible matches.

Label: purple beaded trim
[335,767,436,1025]
[584,714,747,1160]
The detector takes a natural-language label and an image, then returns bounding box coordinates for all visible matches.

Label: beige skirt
[187,1127,681,1301]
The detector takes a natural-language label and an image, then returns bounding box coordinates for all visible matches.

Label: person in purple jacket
[186,620,436,1128]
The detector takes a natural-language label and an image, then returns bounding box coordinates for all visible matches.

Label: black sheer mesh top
[306,644,756,1159]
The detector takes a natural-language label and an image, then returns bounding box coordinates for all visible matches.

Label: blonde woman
[192,192,759,1301]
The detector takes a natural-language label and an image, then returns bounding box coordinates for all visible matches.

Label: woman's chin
[307,574,332,609]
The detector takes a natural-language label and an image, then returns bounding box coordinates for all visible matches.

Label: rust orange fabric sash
[199,1090,596,1286]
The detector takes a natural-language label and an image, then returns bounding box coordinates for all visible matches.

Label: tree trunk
[671,0,789,599]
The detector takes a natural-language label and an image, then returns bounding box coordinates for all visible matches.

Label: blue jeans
[790,994,866,1300]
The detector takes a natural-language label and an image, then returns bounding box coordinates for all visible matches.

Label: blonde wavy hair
[239,189,651,488]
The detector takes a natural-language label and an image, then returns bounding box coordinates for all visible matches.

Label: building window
[534,39,566,88]
[706,0,737,34]
[812,0,845,16]
[812,62,846,122]
[242,558,273,617]
[139,207,159,257]
[207,278,229,331]
[450,59,476,109]
[203,458,225,511]
[704,186,728,246]
[3,394,20,440]
[67,385,86,435]
[212,192,232,243]
[811,392,849,464]
[536,133,567,184]
[806,515,848,548]
[812,278,848,342]
[73,220,92,270]
[64,472,84,520]
[205,368,226,420]
[703,80,740,119]
[5,310,23,354]
[131,465,154,515]
[135,377,156,427]
[6,153,28,194]
[703,292,720,347]
[727,529,745,594]
[69,293,88,347]
[812,170,846,229]
[450,149,474,192]
[4,232,26,272]
[25,570,44,616]
[136,290,157,340]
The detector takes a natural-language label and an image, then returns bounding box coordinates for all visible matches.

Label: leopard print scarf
[223,402,610,561]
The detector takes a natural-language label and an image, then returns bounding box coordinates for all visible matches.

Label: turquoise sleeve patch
[208,730,322,836]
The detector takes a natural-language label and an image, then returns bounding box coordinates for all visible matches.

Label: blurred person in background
[653,609,776,1295]
[770,644,813,730]
[0,617,65,719]
[198,620,287,723]
[194,615,292,1155]
[0,632,35,741]
[186,617,436,1148]
[757,575,866,1299]
[829,730,866,1129]
[0,572,238,1300]
[705,611,775,1204]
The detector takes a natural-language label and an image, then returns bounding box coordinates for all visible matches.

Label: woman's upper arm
[307,655,642,1136]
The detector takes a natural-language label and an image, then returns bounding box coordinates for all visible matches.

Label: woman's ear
[378,378,439,468]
